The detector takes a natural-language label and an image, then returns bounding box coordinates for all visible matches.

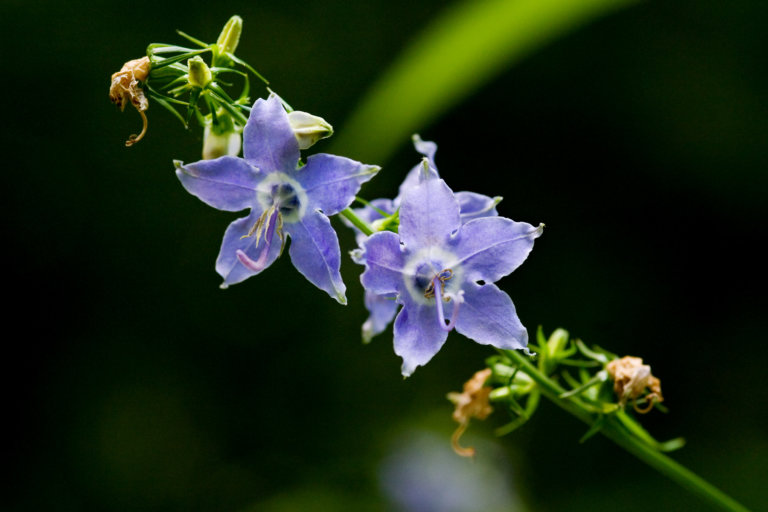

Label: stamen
[424,268,453,299]
[236,207,280,272]
[433,275,460,332]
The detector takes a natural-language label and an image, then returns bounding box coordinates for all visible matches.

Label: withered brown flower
[109,56,151,146]
[606,356,663,413]
[447,368,494,457]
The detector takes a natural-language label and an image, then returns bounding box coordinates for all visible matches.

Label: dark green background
[4,0,767,510]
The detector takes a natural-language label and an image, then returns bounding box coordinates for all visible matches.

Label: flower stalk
[500,348,751,512]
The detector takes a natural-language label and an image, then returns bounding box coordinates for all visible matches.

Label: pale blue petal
[449,217,543,283]
[295,154,380,215]
[362,291,399,343]
[456,191,501,223]
[394,299,449,377]
[397,160,440,204]
[399,178,461,249]
[360,231,405,295]
[242,95,300,173]
[175,157,260,212]
[285,210,347,304]
[216,211,281,287]
[412,134,438,168]
[455,282,528,350]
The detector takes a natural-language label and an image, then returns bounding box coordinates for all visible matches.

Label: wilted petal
[360,231,405,295]
[175,157,260,212]
[285,210,347,304]
[455,282,528,350]
[399,179,461,250]
[296,154,380,216]
[450,217,543,283]
[456,191,501,222]
[243,95,300,172]
[362,291,399,343]
[394,301,449,376]
[216,212,282,287]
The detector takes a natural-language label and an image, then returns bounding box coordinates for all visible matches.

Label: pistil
[432,273,460,332]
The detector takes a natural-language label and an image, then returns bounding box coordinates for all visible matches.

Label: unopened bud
[287,111,333,149]
[216,15,243,56]
[188,56,212,89]
[547,328,569,358]
[203,126,242,159]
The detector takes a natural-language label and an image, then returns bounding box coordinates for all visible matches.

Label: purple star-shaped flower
[175,95,380,304]
[359,176,543,376]
[348,136,502,342]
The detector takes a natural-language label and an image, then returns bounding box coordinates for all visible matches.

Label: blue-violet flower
[359,175,542,375]
[350,136,502,343]
[175,94,380,303]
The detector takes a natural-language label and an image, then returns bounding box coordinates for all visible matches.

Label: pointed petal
[449,217,543,283]
[399,178,461,250]
[175,157,260,211]
[295,154,380,216]
[216,211,281,287]
[394,300,449,376]
[242,95,300,172]
[285,210,347,304]
[362,291,399,343]
[360,231,405,295]
[455,282,528,350]
[412,134,438,168]
[455,191,501,222]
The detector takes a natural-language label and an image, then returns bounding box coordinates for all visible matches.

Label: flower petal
[394,301,449,376]
[216,211,282,287]
[455,191,501,223]
[295,153,380,216]
[399,178,461,250]
[362,291,399,343]
[360,231,405,295]
[285,210,347,304]
[243,95,300,173]
[175,157,260,212]
[455,282,528,350]
[449,217,543,283]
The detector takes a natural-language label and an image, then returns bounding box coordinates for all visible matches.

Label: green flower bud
[547,328,569,358]
[216,15,243,56]
[203,125,241,160]
[188,56,212,89]
[287,111,333,149]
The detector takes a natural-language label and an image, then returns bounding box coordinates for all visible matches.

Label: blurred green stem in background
[502,349,752,512]
[333,0,638,162]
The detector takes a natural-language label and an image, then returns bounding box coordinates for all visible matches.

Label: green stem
[339,208,374,236]
[503,350,752,512]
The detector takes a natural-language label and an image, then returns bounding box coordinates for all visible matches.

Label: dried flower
[109,56,151,147]
[447,368,493,457]
[606,356,663,413]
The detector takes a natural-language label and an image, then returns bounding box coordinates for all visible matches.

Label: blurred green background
[3,0,767,510]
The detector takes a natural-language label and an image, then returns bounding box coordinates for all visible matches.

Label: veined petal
[243,95,300,173]
[175,157,260,212]
[394,299,449,377]
[362,291,399,343]
[399,178,461,250]
[296,153,380,216]
[456,191,502,223]
[285,210,347,304]
[360,231,405,296]
[216,212,282,287]
[449,217,543,283]
[455,282,528,350]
